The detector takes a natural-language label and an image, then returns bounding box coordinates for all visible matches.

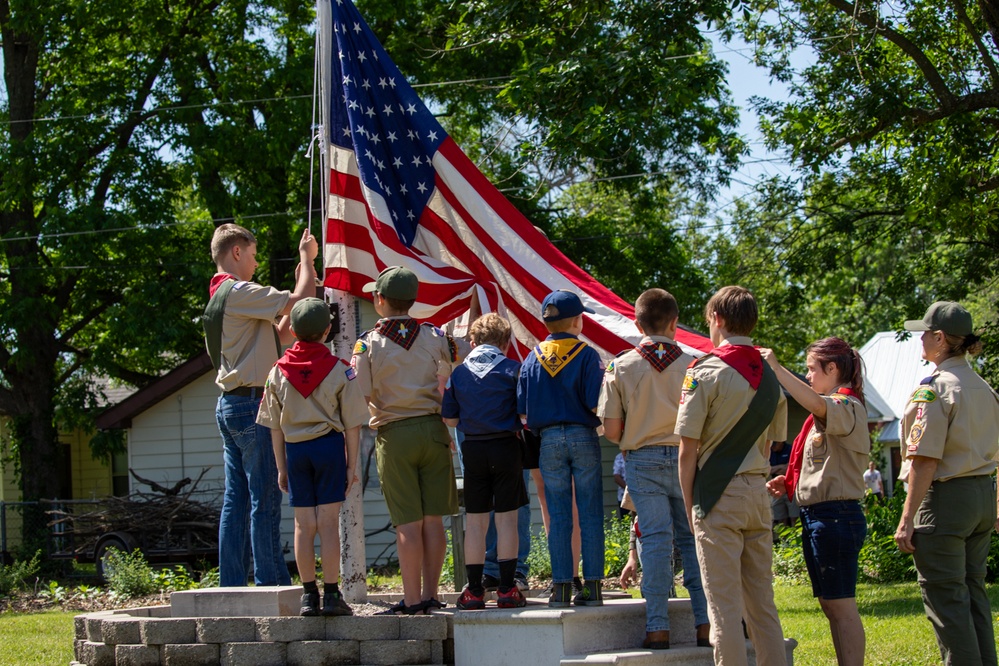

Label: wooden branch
[829,0,956,105]
[954,0,999,86]
[130,468,191,496]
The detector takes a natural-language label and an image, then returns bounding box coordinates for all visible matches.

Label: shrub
[603,514,632,578]
[103,548,156,598]
[526,529,551,580]
[771,525,808,583]
[859,490,916,583]
[0,550,41,595]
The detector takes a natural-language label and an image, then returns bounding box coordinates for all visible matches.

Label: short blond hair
[211,223,256,264]
[544,317,578,334]
[469,313,512,348]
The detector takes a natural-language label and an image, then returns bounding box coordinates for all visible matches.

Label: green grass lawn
[1,583,996,665]
[777,582,999,665]
[0,610,76,666]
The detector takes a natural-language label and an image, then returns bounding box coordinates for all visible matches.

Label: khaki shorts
[375,415,458,526]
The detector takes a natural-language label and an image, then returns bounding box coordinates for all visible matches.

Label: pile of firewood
[46,468,220,556]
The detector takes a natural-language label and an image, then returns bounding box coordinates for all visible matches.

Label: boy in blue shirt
[517,290,605,606]
[443,313,528,609]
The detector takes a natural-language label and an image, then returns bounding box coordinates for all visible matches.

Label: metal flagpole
[316,0,367,603]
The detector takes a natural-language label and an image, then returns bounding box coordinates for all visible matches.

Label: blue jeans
[539,424,604,582]
[800,500,866,599]
[454,431,531,578]
[626,445,709,632]
[484,470,532,579]
[216,393,291,586]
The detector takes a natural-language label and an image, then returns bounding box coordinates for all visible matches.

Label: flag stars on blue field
[329,5,449,246]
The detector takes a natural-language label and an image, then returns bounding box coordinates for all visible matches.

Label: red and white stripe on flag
[319,0,711,359]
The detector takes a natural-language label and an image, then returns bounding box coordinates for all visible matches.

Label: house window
[111,449,129,497]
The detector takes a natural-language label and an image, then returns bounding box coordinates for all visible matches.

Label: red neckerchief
[374,317,420,350]
[784,386,858,498]
[276,341,338,398]
[209,273,238,297]
[711,344,764,389]
[636,339,683,372]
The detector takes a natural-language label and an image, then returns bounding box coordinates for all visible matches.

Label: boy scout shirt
[351,318,456,429]
[214,281,290,391]
[900,355,999,482]
[794,394,869,506]
[674,337,788,477]
[256,360,370,443]
[516,332,604,431]
[597,336,692,450]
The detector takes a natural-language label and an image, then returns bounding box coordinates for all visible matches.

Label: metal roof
[859,331,934,440]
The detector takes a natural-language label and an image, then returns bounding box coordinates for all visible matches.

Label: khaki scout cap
[903,301,973,337]
[290,298,332,339]
[362,266,419,300]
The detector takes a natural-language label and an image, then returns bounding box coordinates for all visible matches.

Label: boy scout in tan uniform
[895,301,999,665]
[205,223,317,587]
[677,286,788,666]
[350,266,459,614]
[257,298,369,616]
[598,288,710,649]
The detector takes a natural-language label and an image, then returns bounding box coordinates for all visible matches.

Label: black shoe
[536,581,554,599]
[300,591,320,616]
[572,579,603,607]
[548,582,572,608]
[322,590,352,616]
[481,574,500,592]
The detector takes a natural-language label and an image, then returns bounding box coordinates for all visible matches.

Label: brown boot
[696,623,711,648]
[643,630,669,650]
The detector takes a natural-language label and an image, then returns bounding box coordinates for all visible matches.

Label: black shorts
[460,434,529,513]
[520,429,541,470]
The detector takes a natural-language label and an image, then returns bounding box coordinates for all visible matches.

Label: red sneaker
[496,586,527,608]
[456,585,485,610]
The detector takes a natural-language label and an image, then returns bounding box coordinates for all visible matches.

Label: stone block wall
[70,608,454,666]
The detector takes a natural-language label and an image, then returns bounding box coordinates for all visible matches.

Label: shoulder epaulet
[919,375,935,385]
[688,353,714,369]
[422,322,445,336]
[616,348,631,357]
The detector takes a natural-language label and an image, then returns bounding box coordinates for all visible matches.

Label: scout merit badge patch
[911,387,937,403]
[534,338,587,378]
[907,421,925,453]
[374,317,420,350]
[680,372,698,404]
[637,340,683,372]
[353,339,368,355]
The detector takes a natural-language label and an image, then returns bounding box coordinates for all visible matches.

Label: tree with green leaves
[0,0,316,526]
[731,1,999,335]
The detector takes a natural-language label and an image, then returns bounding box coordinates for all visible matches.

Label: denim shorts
[800,500,867,599]
[286,430,347,508]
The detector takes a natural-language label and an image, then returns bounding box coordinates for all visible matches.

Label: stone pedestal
[170,586,302,618]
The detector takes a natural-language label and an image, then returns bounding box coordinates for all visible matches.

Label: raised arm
[760,348,827,420]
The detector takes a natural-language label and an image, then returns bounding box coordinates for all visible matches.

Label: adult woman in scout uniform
[894,301,999,665]
[761,338,868,666]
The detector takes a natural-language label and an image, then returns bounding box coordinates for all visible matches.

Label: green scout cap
[903,301,973,337]
[362,266,419,300]
[290,298,332,339]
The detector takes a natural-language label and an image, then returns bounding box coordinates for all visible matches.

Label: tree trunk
[981,0,999,55]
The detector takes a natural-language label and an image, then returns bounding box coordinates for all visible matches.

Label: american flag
[318,0,711,358]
